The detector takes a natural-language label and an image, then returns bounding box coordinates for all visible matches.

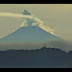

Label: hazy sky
[0,4,72,41]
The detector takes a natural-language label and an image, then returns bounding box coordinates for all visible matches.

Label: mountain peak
[0,26,61,43]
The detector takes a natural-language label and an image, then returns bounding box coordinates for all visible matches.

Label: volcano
[0,26,61,43]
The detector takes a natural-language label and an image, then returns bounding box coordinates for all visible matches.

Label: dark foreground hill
[0,46,72,68]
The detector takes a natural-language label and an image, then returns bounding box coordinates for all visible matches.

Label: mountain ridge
[0,46,72,68]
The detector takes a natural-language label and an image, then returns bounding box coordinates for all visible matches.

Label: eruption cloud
[31,14,55,35]
[21,10,55,35]
[0,11,55,35]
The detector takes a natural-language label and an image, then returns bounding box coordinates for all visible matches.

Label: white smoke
[0,11,55,35]
[21,19,28,27]
[30,14,55,35]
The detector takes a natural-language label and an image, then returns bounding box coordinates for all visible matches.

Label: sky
[0,4,72,41]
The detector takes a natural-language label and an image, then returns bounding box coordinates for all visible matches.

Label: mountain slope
[0,26,61,43]
[0,47,72,68]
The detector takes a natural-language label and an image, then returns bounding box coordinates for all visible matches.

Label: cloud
[21,19,28,27]
[0,12,33,19]
[31,14,55,35]
[42,40,72,52]
[0,11,55,35]
[0,40,72,52]
[22,10,31,15]
[21,10,55,35]
[39,24,55,35]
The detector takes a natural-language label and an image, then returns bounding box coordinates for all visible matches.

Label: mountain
[0,46,72,68]
[0,26,61,43]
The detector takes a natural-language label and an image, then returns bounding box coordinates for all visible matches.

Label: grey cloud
[22,10,32,15]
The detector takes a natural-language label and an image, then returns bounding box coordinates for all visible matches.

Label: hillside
[0,46,72,68]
